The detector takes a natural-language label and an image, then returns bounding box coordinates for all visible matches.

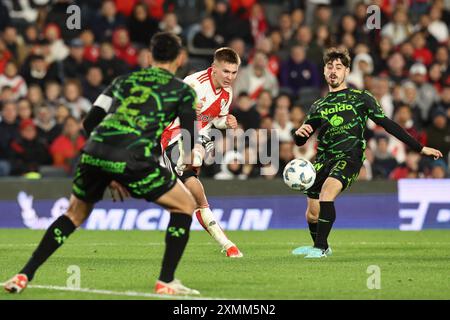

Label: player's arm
[365,91,443,159]
[211,95,237,129]
[293,104,321,146]
[178,86,200,158]
[83,77,121,136]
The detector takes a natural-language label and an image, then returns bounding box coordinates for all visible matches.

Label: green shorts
[72,144,176,203]
[305,157,362,199]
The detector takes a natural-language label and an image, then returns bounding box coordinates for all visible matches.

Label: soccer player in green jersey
[4,32,203,295]
[292,47,443,258]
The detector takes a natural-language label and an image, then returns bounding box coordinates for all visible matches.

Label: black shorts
[305,156,362,199]
[163,142,198,183]
[72,144,176,203]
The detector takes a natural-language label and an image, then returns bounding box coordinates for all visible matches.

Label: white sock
[198,207,233,249]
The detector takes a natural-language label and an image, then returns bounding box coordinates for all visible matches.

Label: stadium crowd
[0,0,449,180]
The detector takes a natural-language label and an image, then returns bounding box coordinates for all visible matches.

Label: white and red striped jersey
[161,67,232,150]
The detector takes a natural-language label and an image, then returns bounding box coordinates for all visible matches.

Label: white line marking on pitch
[0,282,228,300]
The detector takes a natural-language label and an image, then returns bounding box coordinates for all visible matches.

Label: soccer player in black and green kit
[4,32,203,295]
[292,47,443,258]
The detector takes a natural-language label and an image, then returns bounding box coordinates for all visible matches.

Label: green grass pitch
[1,229,449,300]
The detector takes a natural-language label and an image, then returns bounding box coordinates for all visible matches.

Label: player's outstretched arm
[374,117,443,160]
[420,146,443,160]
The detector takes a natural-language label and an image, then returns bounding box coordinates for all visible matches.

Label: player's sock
[159,212,192,283]
[314,201,336,250]
[308,222,317,242]
[20,215,76,281]
[197,207,232,249]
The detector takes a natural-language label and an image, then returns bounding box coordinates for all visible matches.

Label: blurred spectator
[0,2,11,32]
[232,92,261,130]
[312,4,332,30]
[410,32,433,66]
[409,62,439,124]
[384,52,407,84]
[55,104,71,125]
[252,37,279,76]
[0,86,14,101]
[27,84,44,109]
[190,17,224,59]
[254,89,273,118]
[248,3,268,45]
[44,81,62,108]
[62,38,93,79]
[166,0,210,28]
[17,98,33,121]
[82,66,106,103]
[428,159,448,178]
[50,116,86,174]
[174,48,192,78]
[290,8,304,31]
[381,8,413,46]
[272,95,294,143]
[289,104,306,128]
[0,101,19,175]
[336,13,364,44]
[158,12,183,37]
[373,37,393,75]
[0,38,12,75]
[212,0,251,44]
[428,63,444,93]
[80,29,100,63]
[97,42,128,86]
[307,25,333,73]
[277,12,294,51]
[279,45,320,96]
[127,2,158,46]
[229,38,248,67]
[430,85,450,120]
[9,119,52,176]
[112,28,138,67]
[426,108,450,163]
[347,53,374,89]
[2,26,27,66]
[21,54,60,89]
[90,0,126,42]
[44,23,69,62]
[389,103,427,163]
[435,46,449,76]
[400,81,425,128]
[428,4,449,44]
[35,105,62,145]
[214,150,247,180]
[60,80,91,120]
[278,141,295,177]
[389,150,421,180]
[371,76,394,119]
[0,61,28,100]
[234,51,279,102]
[372,134,399,178]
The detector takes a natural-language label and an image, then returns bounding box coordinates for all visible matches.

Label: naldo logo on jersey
[321,103,354,117]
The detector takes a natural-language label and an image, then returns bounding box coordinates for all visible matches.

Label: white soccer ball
[283,158,316,191]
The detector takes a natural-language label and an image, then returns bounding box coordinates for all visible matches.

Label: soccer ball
[283,158,316,191]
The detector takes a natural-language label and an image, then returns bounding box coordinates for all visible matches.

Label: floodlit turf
[1,229,449,300]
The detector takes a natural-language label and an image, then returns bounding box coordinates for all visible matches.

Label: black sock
[20,215,76,281]
[314,201,336,250]
[159,213,192,283]
[308,222,317,242]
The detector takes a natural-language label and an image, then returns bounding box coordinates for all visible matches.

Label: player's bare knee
[305,210,318,223]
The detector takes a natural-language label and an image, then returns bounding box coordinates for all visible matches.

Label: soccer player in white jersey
[161,48,243,258]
